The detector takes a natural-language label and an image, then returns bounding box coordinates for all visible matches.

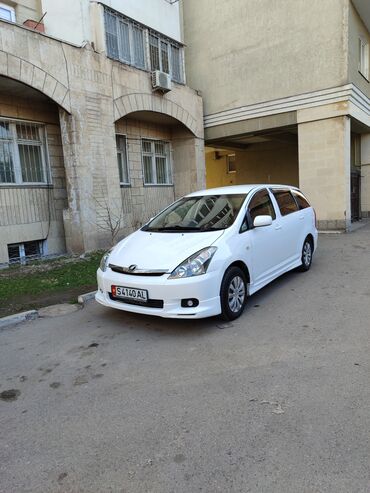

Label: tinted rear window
[271,190,298,216]
[292,190,310,210]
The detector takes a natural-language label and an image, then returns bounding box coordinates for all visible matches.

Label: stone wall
[0,19,204,259]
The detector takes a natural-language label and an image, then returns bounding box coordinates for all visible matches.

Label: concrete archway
[0,74,69,263]
[0,50,71,113]
[113,92,202,139]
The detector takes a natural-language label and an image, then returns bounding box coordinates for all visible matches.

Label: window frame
[116,133,130,186]
[226,153,236,174]
[0,118,50,186]
[141,138,173,186]
[103,6,184,83]
[359,37,369,81]
[0,2,16,22]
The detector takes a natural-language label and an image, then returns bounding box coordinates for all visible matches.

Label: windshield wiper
[154,225,201,231]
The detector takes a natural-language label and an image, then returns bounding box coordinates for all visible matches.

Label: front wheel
[298,238,313,272]
[220,267,247,321]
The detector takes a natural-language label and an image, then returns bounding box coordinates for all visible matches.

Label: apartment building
[183,0,370,230]
[0,0,204,264]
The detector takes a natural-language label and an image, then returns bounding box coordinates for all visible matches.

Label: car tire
[298,237,313,272]
[220,266,248,321]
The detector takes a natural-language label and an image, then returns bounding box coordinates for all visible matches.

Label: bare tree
[93,197,124,247]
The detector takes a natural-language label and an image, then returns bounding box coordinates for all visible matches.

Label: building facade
[183,0,370,230]
[0,0,204,264]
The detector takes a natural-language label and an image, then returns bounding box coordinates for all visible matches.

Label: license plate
[112,285,148,302]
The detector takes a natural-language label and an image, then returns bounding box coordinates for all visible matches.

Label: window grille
[7,240,44,264]
[0,119,49,185]
[104,6,184,82]
[149,34,160,71]
[142,139,172,185]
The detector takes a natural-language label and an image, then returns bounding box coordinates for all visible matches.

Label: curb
[318,230,344,234]
[0,310,39,329]
[77,290,97,306]
[0,290,97,329]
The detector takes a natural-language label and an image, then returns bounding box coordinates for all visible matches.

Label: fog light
[181,298,199,308]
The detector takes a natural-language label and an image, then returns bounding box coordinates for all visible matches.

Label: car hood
[109,229,224,271]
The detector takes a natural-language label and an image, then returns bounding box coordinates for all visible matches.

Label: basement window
[7,240,45,264]
[0,3,16,22]
[359,38,369,81]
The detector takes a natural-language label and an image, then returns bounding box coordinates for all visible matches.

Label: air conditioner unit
[151,70,172,93]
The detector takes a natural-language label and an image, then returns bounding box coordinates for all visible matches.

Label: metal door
[351,170,361,222]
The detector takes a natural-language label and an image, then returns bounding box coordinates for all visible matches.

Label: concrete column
[298,116,351,230]
[59,100,123,253]
[172,129,205,199]
[361,133,370,218]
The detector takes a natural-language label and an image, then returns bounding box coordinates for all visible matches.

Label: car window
[271,189,299,216]
[240,189,276,232]
[292,190,310,210]
[142,194,247,232]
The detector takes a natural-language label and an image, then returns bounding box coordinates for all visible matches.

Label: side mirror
[253,215,272,228]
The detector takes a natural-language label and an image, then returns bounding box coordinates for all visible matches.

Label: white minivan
[96,185,318,320]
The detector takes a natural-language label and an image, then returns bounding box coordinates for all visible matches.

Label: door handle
[275,225,282,230]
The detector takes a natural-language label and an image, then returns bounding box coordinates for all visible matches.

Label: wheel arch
[305,233,314,247]
[223,260,251,288]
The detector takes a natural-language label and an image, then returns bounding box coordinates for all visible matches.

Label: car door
[270,188,301,266]
[240,188,281,290]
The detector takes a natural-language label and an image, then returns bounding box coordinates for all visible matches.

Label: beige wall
[0,95,67,263]
[183,0,348,116]
[41,0,182,47]
[348,2,370,99]
[298,116,351,230]
[206,142,299,189]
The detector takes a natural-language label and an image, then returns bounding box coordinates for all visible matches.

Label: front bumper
[95,268,222,319]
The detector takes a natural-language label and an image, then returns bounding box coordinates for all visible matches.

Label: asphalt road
[1,224,370,493]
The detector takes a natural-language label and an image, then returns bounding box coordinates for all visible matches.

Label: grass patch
[0,252,102,302]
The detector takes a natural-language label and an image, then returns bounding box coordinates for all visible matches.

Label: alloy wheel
[303,241,312,267]
[227,275,246,313]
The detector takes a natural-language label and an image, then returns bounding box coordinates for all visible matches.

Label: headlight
[99,249,112,272]
[169,247,217,279]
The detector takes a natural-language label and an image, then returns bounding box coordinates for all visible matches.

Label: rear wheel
[298,237,313,272]
[220,266,247,321]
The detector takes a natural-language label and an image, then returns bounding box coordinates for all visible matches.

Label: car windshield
[142,194,247,232]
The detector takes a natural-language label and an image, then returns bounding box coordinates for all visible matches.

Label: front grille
[109,264,167,276]
[109,293,164,309]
